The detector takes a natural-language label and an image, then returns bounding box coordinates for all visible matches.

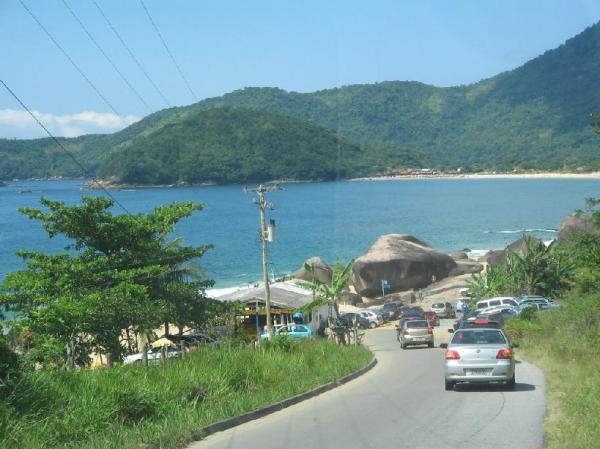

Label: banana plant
[298,259,354,317]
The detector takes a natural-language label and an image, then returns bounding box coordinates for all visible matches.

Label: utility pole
[244,183,282,341]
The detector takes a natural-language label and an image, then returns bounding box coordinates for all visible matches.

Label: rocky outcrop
[449,260,483,276]
[293,257,333,284]
[451,252,469,260]
[351,234,457,297]
[339,290,363,305]
[557,214,598,243]
[481,235,543,267]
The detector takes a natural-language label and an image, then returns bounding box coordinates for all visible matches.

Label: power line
[18,0,120,116]
[92,0,171,108]
[60,0,153,113]
[0,79,132,216]
[139,0,197,100]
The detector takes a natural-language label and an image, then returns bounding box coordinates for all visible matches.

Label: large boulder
[451,252,469,260]
[449,260,484,276]
[481,235,543,267]
[557,214,598,244]
[339,290,363,305]
[351,234,457,297]
[293,257,333,284]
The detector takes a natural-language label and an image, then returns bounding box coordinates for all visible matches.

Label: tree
[1,197,213,368]
[299,259,354,316]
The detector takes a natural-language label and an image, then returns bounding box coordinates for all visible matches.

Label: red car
[424,311,440,327]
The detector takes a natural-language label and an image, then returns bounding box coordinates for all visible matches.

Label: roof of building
[210,281,314,310]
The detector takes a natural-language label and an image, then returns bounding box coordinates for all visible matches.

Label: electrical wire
[18,0,120,116]
[91,0,171,108]
[139,0,197,100]
[0,79,132,216]
[60,0,153,113]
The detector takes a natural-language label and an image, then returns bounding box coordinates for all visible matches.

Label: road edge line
[196,355,378,440]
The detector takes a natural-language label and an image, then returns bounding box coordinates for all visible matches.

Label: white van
[476,297,519,309]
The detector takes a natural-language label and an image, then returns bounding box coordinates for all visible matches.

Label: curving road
[190,320,546,449]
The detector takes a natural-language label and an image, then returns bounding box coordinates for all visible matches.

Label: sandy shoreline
[350,172,600,181]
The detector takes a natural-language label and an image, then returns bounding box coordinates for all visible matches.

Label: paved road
[190,320,546,449]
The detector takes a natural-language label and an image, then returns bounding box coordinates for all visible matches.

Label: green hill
[97,107,424,185]
[1,21,600,182]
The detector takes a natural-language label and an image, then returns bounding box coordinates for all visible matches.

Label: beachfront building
[211,281,334,336]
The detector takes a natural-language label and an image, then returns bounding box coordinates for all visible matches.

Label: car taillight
[445,349,460,360]
[403,330,410,335]
[427,327,433,334]
[496,348,513,359]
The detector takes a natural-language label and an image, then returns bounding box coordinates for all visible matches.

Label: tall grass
[505,294,600,449]
[0,340,372,449]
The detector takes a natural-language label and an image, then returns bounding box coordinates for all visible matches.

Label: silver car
[431,302,456,318]
[441,328,516,390]
[397,319,434,349]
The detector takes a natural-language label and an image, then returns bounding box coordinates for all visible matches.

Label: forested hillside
[1,21,600,183]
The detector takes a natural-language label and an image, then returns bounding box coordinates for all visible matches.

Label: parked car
[371,307,389,323]
[441,328,517,390]
[339,312,371,329]
[423,311,440,327]
[382,301,403,320]
[452,310,481,331]
[518,296,557,310]
[476,297,519,310]
[261,323,312,340]
[123,346,184,364]
[431,302,456,318]
[357,310,381,328]
[398,305,425,320]
[396,319,434,349]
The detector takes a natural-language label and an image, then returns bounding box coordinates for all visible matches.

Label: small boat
[19,189,32,194]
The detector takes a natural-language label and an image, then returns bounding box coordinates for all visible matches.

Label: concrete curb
[198,356,378,439]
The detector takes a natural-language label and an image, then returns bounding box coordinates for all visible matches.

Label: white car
[123,346,184,364]
[357,310,380,328]
[476,297,519,310]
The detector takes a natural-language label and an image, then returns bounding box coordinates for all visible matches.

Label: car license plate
[465,368,492,376]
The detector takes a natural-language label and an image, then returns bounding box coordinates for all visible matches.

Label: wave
[485,228,557,234]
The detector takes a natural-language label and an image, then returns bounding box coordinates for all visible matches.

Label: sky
[1,0,600,139]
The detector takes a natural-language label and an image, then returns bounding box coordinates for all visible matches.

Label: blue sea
[0,178,598,288]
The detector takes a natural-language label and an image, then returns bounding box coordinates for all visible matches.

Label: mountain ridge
[1,21,600,183]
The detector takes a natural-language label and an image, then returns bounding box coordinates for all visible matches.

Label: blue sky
[1,0,600,138]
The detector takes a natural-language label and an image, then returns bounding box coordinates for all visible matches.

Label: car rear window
[432,303,444,308]
[406,320,429,328]
[451,329,507,345]
[489,300,501,306]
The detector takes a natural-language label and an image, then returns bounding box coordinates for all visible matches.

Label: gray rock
[451,252,469,260]
[350,234,457,297]
[339,291,363,305]
[557,214,598,244]
[293,257,333,284]
[481,235,543,266]
[449,260,484,276]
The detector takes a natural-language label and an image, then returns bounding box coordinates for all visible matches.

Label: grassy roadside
[505,294,600,449]
[0,340,372,449]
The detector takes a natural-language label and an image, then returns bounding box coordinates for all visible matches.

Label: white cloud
[0,109,140,139]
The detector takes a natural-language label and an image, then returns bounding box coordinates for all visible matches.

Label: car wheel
[445,380,455,391]
[428,342,434,348]
[401,343,406,350]
[369,322,377,329]
[507,374,516,390]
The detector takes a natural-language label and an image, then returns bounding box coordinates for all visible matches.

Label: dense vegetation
[2,21,600,183]
[0,340,372,449]
[97,107,421,185]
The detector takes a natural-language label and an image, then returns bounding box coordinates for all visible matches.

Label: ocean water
[0,178,598,288]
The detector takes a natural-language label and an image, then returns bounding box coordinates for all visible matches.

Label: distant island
[2,21,600,185]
